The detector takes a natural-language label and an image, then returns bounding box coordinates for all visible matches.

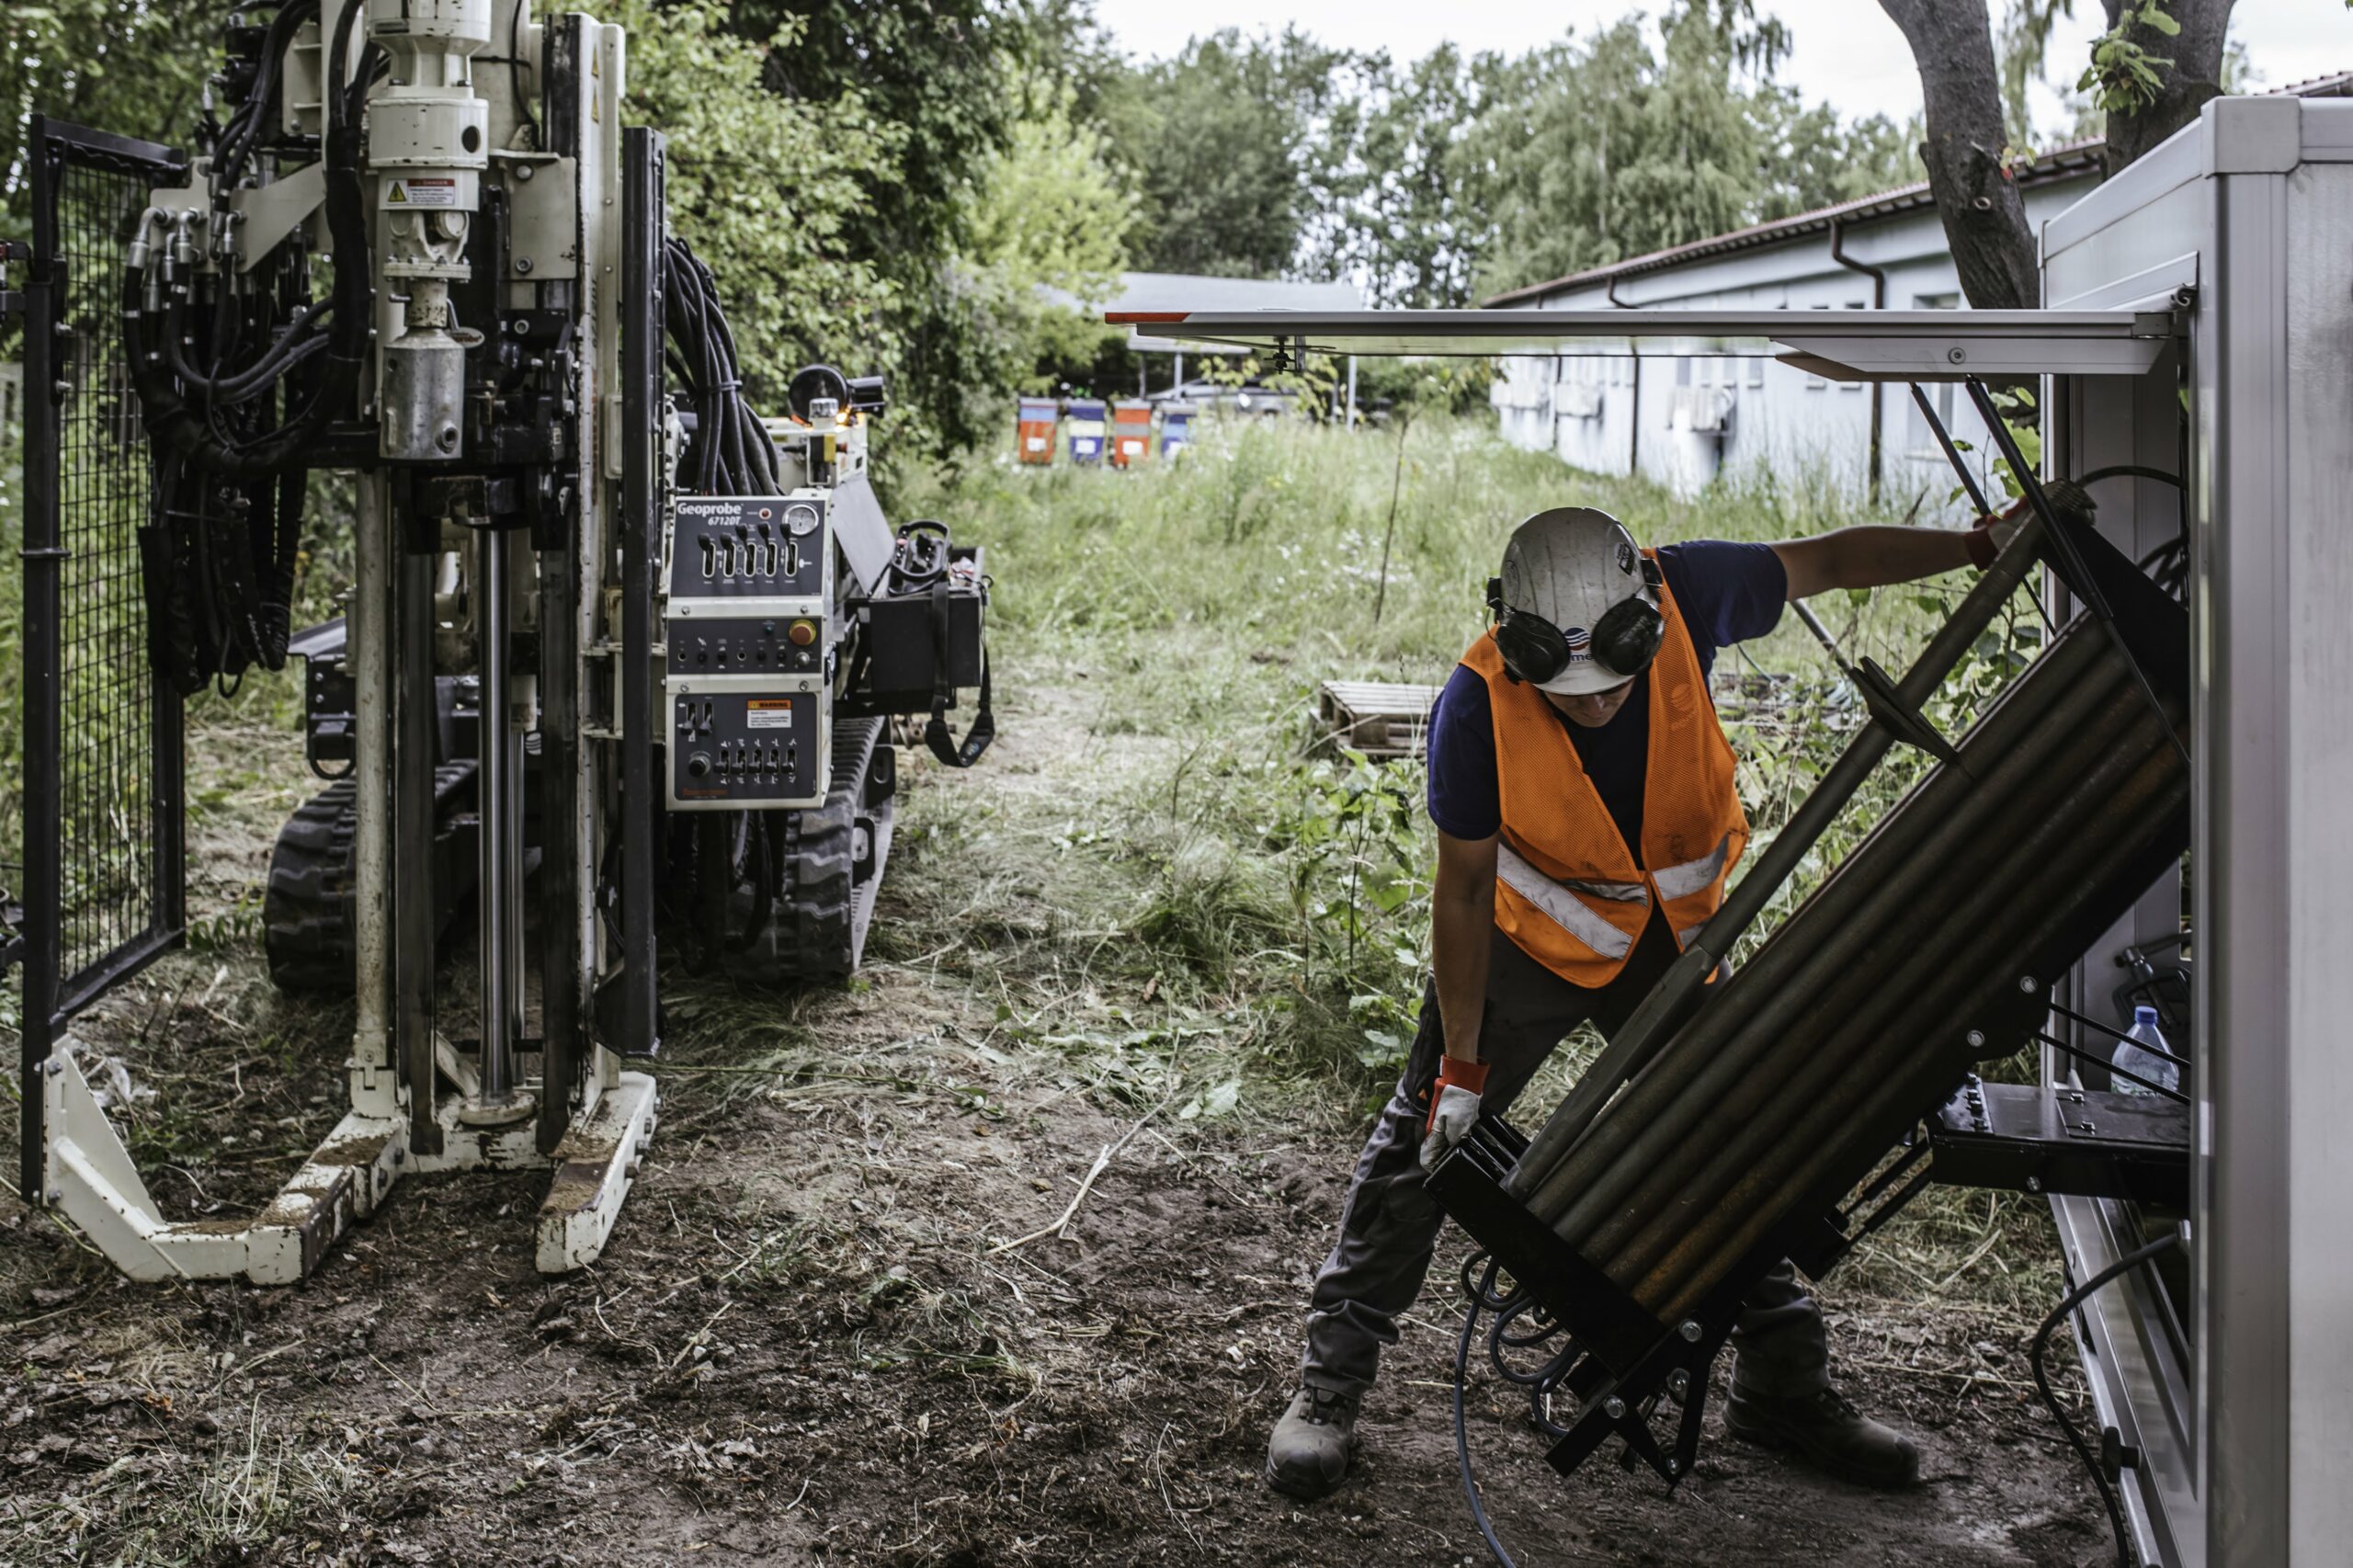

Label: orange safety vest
[1461,553,1748,988]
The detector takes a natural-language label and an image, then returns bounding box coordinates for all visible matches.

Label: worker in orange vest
[1267,505,2021,1501]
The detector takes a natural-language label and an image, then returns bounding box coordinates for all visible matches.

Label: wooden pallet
[1317,679,1442,760]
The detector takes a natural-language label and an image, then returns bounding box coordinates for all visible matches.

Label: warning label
[382,177,459,209]
[745,700,794,731]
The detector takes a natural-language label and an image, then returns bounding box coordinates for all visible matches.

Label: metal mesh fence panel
[52,157,169,985]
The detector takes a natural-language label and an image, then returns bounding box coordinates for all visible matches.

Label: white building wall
[1490,177,2097,515]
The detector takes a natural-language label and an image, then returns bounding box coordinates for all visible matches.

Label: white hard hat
[1495,507,1654,696]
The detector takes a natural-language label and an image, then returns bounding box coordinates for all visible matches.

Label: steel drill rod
[1649,765,2192,1325]
[1606,705,2180,1281]
[1520,627,2121,1225]
[1584,695,2164,1276]
[1507,519,2052,1196]
[350,477,392,1108]
[1530,654,2131,1235]
[1633,735,2188,1315]
[1583,694,2164,1272]
[1637,753,2188,1316]
[1537,657,2140,1241]
[477,528,516,1106]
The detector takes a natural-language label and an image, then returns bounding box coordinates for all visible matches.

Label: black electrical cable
[1454,1255,1523,1568]
[659,234,787,948]
[2029,1233,2181,1568]
[2075,464,2184,490]
[506,0,540,144]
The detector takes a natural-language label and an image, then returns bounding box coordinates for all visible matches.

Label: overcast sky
[1091,0,2352,132]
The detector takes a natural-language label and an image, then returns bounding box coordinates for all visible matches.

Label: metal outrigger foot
[39,1034,655,1285]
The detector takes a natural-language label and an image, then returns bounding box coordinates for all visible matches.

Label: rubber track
[261,762,478,994]
[746,716,890,983]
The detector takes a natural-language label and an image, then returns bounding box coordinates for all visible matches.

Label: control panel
[668,494,830,601]
[666,611,825,676]
[662,492,836,811]
[666,677,828,810]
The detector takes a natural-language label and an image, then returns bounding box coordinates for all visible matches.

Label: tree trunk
[2100,0,2237,175]
[1878,0,2040,310]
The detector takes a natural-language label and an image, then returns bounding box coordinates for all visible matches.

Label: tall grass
[886,412,2034,1099]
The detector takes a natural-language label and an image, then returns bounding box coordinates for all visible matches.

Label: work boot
[1264,1384,1360,1500]
[1723,1383,1920,1489]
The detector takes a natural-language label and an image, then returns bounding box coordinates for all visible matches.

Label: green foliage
[1461,5,1919,299]
[1098,28,1368,280]
[1751,95,1923,218]
[958,85,1136,397]
[887,412,1991,1092]
[2081,1,2180,115]
[0,0,215,245]
[617,1,892,420]
[1316,43,1490,307]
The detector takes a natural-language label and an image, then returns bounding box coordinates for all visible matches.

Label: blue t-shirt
[1425,540,1787,858]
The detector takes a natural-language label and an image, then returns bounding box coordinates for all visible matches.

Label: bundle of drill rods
[1509,618,2188,1327]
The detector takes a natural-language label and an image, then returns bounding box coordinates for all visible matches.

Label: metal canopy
[1101,307,2180,381]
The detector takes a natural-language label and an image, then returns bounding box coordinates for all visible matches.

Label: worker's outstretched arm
[1424,828,1500,1168]
[1432,829,1500,1062]
[1770,525,1977,602]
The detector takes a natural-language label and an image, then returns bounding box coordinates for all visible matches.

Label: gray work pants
[1299,920,1832,1400]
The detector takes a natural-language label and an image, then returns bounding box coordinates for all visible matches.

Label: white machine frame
[37,0,657,1282]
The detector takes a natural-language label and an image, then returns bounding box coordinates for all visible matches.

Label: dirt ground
[0,692,2113,1567]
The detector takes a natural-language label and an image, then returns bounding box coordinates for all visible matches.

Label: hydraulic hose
[122,0,370,480]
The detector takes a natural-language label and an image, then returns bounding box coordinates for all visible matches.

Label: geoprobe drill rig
[11,0,992,1283]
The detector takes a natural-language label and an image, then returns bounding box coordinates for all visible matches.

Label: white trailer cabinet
[2044,94,2353,1568]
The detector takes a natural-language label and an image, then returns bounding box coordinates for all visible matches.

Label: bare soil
[0,693,2114,1567]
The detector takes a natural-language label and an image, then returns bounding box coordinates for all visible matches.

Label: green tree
[725,0,1042,453]
[958,86,1136,395]
[1104,28,1367,279]
[2,0,218,242]
[617,1,894,419]
[1315,44,1494,307]
[1466,6,1778,296]
[1752,97,1924,219]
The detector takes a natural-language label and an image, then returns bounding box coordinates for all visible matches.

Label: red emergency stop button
[787,619,817,647]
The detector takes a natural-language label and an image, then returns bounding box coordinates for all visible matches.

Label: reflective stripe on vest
[1496,843,1642,960]
[1653,831,1734,902]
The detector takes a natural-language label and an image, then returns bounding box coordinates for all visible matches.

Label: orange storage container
[1109,401,1153,469]
[1016,397,1058,465]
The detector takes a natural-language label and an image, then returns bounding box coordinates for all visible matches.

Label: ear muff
[1489,576,1568,685]
[1588,558,1666,680]
[1486,559,1664,687]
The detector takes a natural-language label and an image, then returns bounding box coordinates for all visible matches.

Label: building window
[1803,303,1830,389]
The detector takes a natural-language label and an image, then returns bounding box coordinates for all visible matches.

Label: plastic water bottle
[2111,1005,2179,1096]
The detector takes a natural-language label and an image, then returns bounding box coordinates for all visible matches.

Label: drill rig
[12,0,992,1283]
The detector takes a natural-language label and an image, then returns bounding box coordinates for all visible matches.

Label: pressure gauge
[784,503,821,538]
